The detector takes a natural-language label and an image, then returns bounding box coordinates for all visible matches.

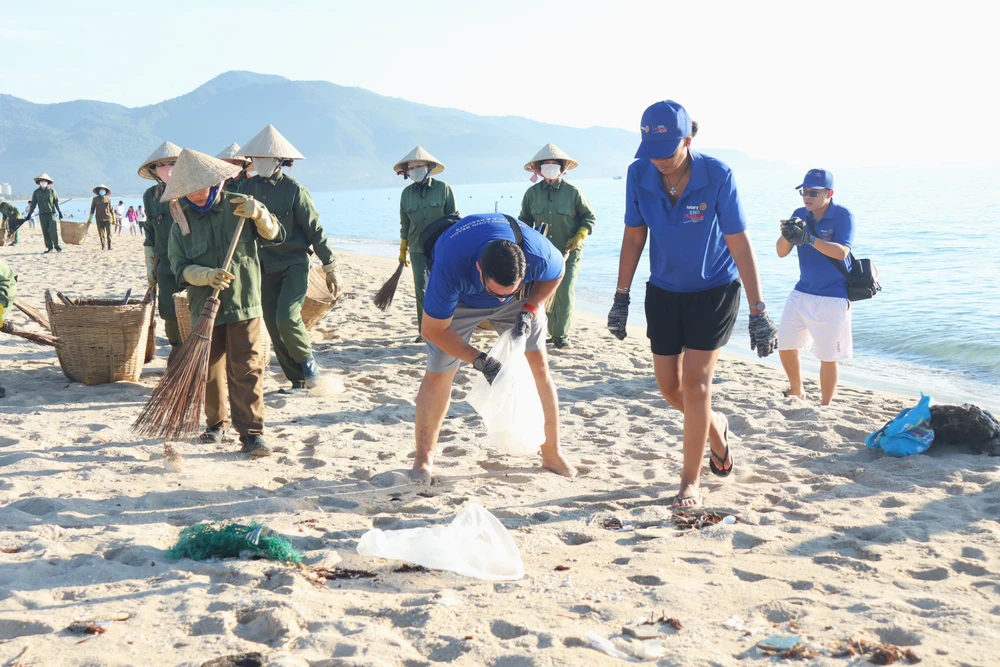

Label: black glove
[607,292,630,340]
[781,217,811,247]
[748,313,779,358]
[474,353,503,385]
[512,307,533,339]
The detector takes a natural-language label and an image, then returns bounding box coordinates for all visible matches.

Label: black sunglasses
[483,281,521,299]
[798,188,828,198]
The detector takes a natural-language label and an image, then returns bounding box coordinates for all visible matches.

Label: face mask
[155,163,174,183]
[540,164,562,180]
[408,166,428,183]
[184,185,221,213]
[253,157,280,178]
[98,189,106,196]
[39,182,49,189]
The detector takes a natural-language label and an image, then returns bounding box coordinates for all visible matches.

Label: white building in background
[0,183,11,196]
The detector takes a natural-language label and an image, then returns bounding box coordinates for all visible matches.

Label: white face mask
[253,157,280,178]
[155,163,174,184]
[39,182,49,189]
[540,164,562,180]
[408,166,429,183]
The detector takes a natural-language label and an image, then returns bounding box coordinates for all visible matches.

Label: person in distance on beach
[238,124,341,394]
[166,149,284,457]
[519,143,596,350]
[776,169,855,405]
[25,173,63,253]
[411,213,575,484]
[608,100,778,508]
[87,185,116,250]
[115,200,125,235]
[140,141,185,363]
[394,146,458,342]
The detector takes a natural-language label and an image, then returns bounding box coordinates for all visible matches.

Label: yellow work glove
[0,303,5,328]
[565,228,589,252]
[87,214,93,223]
[398,239,410,266]
[183,266,235,290]
[230,197,280,240]
[144,246,157,288]
[322,262,342,298]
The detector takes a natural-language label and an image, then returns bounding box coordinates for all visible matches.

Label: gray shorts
[426,298,547,373]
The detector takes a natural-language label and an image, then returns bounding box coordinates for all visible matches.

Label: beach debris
[722,615,747,631]
[0,546,21,554]
[66,621,109,634]
[200,653,264,667]
[622,623,660,640]
[832,638,921,664]
[6,645,31,667]
[599,516,628,531]
[435,596,461,607]
[634,640,667,659]
[394,564,429,573]
[357,504,524,581]
[299,565,376,587]
[671,510,733,531]
[929,403,1000,456]
[634,527,676,540]
[162,443,183,471]
[168,522,302,563]
[585,631,641,662]
[555,564,571,571]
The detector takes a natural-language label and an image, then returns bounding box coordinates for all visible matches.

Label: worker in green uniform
[87,185,116,250]
[519,144,596,349]
[238,124,340,393]
[216,143,253,186]
[166,149,284,457]
[25,173,63,254]
[0,198,21,246]
[394,146,458,342]
[139,141,184,362]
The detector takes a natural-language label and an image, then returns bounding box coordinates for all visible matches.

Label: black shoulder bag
[807,219,881,302]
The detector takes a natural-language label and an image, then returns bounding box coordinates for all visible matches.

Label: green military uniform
[90,193,115,249]
[519,179,596,343]
[0,201,21,245]
[400,177,457,329]
[239,171,334,385]
[0,260,15,398]
[143,183,183,346]
[27,186,63,252]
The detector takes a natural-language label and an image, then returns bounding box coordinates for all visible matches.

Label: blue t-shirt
[423,213,565,319]
[790,202,855,298]
[624,151,747,293]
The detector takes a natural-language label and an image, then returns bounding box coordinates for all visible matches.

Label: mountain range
[0,71,764,196]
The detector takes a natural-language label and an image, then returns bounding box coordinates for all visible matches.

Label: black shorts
[645,280,742,356]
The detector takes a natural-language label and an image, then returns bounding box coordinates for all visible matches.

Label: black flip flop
[709,418,734,478]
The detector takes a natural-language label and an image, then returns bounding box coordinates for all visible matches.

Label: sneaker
[278,381,308,395]
[545,337,554,345]
[199,424,227,443]
[55,247,62,252]
[301,354,321,389]
[239,434,272,457]
[553,338,573,350]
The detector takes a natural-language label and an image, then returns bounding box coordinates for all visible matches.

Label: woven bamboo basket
[302,265,340,330]
[45,290,153,385]
[60,220,91,245]
[173,292,271,365]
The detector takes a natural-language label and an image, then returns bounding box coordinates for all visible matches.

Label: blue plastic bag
[865,394,935,457]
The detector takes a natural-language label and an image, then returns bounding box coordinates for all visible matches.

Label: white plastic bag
[465,330,545,456]
[356,504,524,580]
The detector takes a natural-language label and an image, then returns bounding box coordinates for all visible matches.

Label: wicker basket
[60,220,91,245]
[45,290,153,385]
[302,265,340,330]
[173,292,271,365]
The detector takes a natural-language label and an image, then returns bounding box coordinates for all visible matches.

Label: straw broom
[131,217,246,440]
[373,261,406,311]
[144,284,157,363]
[1,321,57,347]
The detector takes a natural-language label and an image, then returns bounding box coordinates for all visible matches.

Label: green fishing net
[168,522,302,563]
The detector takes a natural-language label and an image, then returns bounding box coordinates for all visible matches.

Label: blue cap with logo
[635,100,692,159]
[796,168,834,190]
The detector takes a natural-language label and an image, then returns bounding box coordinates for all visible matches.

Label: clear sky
[2,0,994,168]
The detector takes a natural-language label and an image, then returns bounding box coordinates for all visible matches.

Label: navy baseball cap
[635,100,692,159]
[796,168,834,190]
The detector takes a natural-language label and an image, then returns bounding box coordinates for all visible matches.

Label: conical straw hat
[216,143,251,164]
[138,141,183,180]
[240,125,305,160]
[523,143,578,172]
[33,173,54,184]
[92,184,112,196]
[393,146,445,176]
[160,149,240,203]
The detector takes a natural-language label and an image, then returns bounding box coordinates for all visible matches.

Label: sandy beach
[0,227,997,666]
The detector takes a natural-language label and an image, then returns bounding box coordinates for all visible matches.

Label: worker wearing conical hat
[394,146,458,340]
[238,124,339,393]
[519,144,596,349]
[139,141,184,359]
[88,185,115,250]
[165,149,284,457]
[0,197,22,246]
[25,174,63,254]
[216,143,253,185]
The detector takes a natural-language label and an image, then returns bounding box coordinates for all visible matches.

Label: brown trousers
[205,318,266,437]
[97,220,112,248]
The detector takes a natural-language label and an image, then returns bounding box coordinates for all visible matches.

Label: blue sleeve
[422,262,460,320]
[835,210,855,247]
[716,170,747,235]
[530,236,565,283]
[624,163,645,227]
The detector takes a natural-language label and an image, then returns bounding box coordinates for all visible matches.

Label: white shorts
[778,289,853,362]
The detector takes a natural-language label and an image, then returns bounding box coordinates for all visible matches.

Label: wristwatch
[473,352,488,372]
[750,301,766,314]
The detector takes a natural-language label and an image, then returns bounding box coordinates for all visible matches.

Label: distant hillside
[0,71,768,196]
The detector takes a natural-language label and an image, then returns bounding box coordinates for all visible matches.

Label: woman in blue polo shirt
[607,100,779,508]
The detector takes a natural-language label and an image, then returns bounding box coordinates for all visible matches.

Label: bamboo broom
[13,298,51,330]
[131,217,247,440]
[0,321,57,347]
[143,284,157,363]
[373,262,406,311]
